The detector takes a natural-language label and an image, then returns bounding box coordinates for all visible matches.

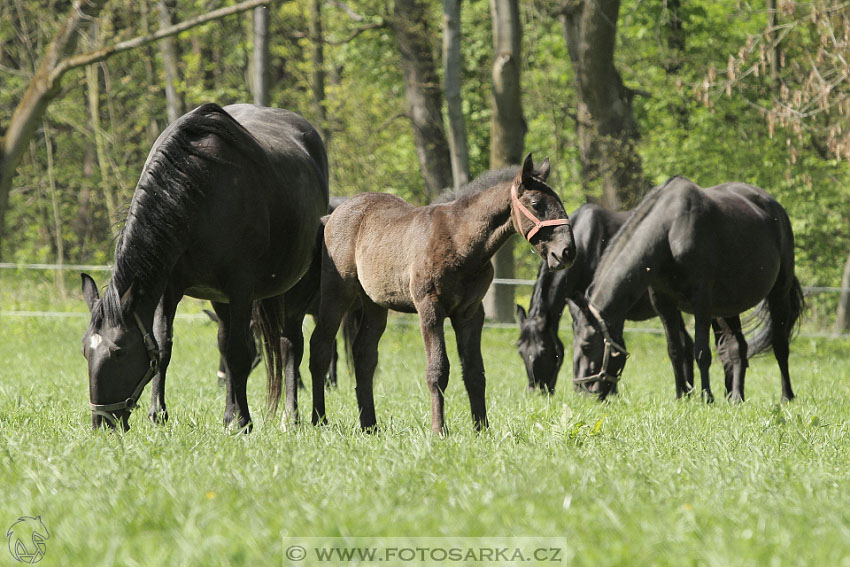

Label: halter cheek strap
[89,312,160,424]
[573,301,630,387]
[510,180,571,241]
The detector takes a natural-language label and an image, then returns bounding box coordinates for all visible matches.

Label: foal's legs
[648,290,694,398]
[451,304,488,431]
[213,296,256,431]
[350,298,388,431]
[148,288,180,423]
[308,268,357,425]
[712,316,748,402]
[417,299,450,435]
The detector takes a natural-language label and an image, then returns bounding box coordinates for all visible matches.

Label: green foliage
[2,0,849,307]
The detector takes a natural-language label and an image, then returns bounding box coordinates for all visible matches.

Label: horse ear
[536,157,550,181]
[521,153,534,181]
[81,273,99,312]
[516,304,527,324]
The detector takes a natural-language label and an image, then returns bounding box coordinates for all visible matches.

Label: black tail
[251,295,286,416]
[341,298,363,376]
[746,276,805,357]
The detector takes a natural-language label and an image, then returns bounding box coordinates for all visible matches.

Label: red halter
[510,180,571,241]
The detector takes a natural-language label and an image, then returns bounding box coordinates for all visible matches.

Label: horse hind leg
[350,299,387,432]
[417,300,450,435]
[214,297,256,432]
[713,316,748,402]
[767,281,800,402]
[308,261,357,425]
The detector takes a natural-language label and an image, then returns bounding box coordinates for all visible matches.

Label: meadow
[1,274,849,567]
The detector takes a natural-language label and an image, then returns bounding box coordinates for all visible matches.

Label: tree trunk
[308,0,328,143]
[560,0,647,210]
[836,249,850,334]
[392,0,453,202]
[159,0,185,123]
[442,0,470,190]
[484,0,524,323]
[0,0,273,260]
[253,5,270,106]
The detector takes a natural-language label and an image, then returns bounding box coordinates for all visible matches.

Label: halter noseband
[573,301,630,388]
[89,312,160,425]
[510,180,571,242]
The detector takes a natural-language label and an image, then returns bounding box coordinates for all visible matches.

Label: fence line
[3,265,848,294]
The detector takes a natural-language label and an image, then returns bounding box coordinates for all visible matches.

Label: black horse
[577,177,803,402]
[82,103,329,430]
[517,203,742,397]
[201,196,353,388]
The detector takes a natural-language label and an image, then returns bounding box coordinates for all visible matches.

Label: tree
[443,0,470,189]
[484,0,524,322]
[0,0,273,259]
[392,0,453,201]
[253,5,271,106]
[158,0,185,123]
[558,0,648,209]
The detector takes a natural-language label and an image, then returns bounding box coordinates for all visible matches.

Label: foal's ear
[516,304,527,325]
[81,273,100,312]
[536,157,551,181]
[520,153,535,182]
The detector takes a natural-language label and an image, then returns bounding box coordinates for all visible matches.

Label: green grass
[1,288,850,566]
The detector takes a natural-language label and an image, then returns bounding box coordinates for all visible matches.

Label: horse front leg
[451,304,488,431]
[417,300,450,436]
[148,288,180,423]
[648,289,693,399]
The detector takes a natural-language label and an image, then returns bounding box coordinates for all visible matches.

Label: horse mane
[434,167,518,204]
[98,103,266,325]
[588,176,689,297]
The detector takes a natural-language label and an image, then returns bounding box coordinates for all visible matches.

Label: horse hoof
[148,409,168,424]
[311,414,328,426]
[702,391,715,403]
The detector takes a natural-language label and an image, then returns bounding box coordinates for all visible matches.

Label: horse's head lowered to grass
[81,273,159,430]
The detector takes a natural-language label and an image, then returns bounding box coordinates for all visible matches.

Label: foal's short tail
[251,295,286,416]
[745,275,805,357]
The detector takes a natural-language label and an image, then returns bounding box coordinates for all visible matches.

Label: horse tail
[252,295,286,416]
[745,275,805,357]
[341,298,363,376]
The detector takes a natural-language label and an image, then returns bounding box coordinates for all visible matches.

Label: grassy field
[1,275,849,566]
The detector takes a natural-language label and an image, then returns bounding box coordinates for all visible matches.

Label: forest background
[2,0,849,328]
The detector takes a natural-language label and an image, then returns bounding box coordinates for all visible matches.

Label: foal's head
[81,274,159,430]
[510,155,576,271]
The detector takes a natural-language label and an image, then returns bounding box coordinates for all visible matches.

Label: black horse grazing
[81,103,329,430]
[308,155,576,434]
[577,177,803,402]
[517,203,740,397]
[201,196,352,388]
